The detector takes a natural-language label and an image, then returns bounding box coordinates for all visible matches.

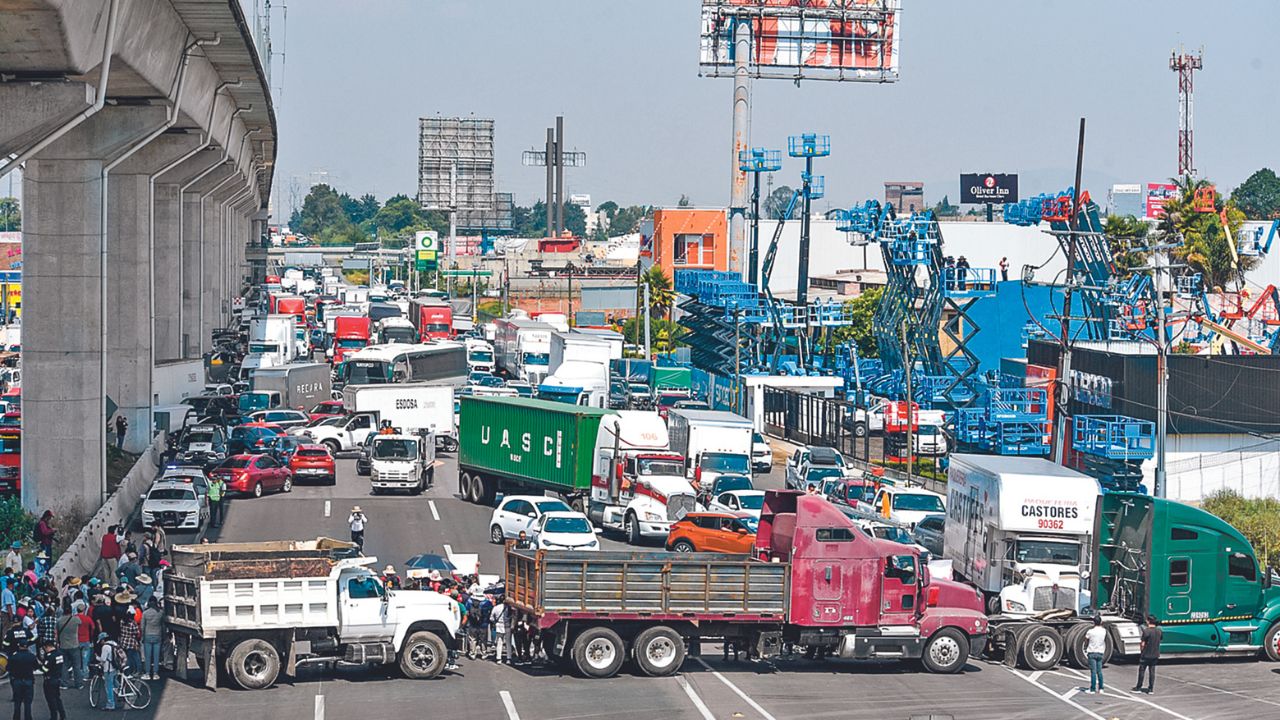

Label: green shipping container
[459,396,609,492]
[649,366,691,391]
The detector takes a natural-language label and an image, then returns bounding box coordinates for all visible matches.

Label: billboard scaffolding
[417,117,513,233]
[699,0,901,83]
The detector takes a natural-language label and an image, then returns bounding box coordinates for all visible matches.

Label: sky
[251,0,1280,218]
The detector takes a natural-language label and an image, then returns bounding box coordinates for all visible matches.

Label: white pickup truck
[165,539,460,690]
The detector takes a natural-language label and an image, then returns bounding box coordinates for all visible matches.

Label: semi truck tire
[227,638,281,690]
[1018,626,1063,671]
[1264,622,1280,662]
[477,475,496,506]
[920,628,969,674]
[633,626,685,677]
[572,627,625,678]
[399,631,447,679]
[459,471,474,502]
[1063,624,1090,668]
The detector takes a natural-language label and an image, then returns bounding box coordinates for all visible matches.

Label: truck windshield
[248,342,278,354]
[469,350,494,362]
[383,328,417,344]
[637,458,684,477]
[701,453,750,474]
[425,323,451,334]
[544,516,592,534]
[337,338,367,348]
[871,525,913,545]
[523,352,550,366]
[184,431,216,445]
[714,475,753,494]
[629,384,650,396]
[373,439,416,459]
[1015,539,1082,566]
[892,493,945,512]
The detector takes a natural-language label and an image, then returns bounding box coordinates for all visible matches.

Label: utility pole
[1053,118,1087,466]
[643,283,652,360]
[901,320,913,486]
[448,161,457,298]
[734,308,742,414]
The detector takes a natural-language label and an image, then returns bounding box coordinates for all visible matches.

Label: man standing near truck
[1084,615,1107,694]
[1134,615,1162,694]
[348,506,367,551]
[208,474,225,528]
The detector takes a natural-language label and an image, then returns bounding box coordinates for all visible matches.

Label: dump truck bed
[506,549,789,627]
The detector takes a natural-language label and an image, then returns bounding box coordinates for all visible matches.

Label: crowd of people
[3,522,172,717]
[403,567,541,669]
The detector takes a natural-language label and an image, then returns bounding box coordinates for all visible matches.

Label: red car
[308,400,346,422]
[289,444,336,485]
[212,454,293,498]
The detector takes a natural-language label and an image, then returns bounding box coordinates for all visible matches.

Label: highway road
[17,448,1280,720]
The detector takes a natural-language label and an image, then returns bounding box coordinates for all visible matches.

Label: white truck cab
[590,411,698,545]
[370,433,436,495]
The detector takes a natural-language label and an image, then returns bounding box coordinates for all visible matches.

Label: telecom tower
[1170,48,1203,177]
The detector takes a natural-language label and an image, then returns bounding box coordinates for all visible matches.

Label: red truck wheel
[921,628,969,674]
[572,627,625,679]
[633,626,685,677]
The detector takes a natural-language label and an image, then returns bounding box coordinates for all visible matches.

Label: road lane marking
[429,500,440,521]
[443,543,453,557]
[314,694,325,720]
[693,658,777,720]
[1028,670,1044,683]
[1062,687,1080,701]
[1159,674,1280,709]
[1006,667,1105,720]
[676,675,716,720]
[324,500,331,518]
[1055,668,1197,720]
[499,690,521,720]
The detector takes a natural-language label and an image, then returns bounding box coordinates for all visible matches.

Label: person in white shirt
[348,506,367,550]
[4,541,21,574]
[1084,615,1108,693]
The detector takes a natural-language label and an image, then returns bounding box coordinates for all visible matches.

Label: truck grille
[153,511,190,526]
[377,470,411,482]
[1032,586,1076,611]
[666,494,696,521]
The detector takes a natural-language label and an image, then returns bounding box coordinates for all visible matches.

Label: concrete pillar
[0,83,93,158]
[154,147,220,362]
[108,132,203,452]
[202,177,241,341]
[182,164,234,357]
[22,106,166,513]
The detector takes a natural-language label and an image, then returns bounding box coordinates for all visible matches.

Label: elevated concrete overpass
[0,0,276,512]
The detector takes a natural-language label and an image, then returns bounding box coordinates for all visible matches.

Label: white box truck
[494,317,553,385]
[341,383,457,451]
[165,539,459,691]
[589,411,699,544]
[548,332,612,375]
[570,327,624,360]
[665,409,754,490]
[244,363,332,414]
[369,433,436,495]
[944,454,1100,617]
[240,314,297,380]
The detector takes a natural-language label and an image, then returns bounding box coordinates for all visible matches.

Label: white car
[488,495,572,544]
[751,433,772,472]
[870,486,947,528]
[158,467,210,502]
[530,511,600,551]
[139,480,208,532]
[708,489,765,519]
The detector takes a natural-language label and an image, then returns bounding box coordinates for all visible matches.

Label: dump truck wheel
[633,626,685,677]
[227,639,280,690]
[572,627,625,679]
[399,631,447,679]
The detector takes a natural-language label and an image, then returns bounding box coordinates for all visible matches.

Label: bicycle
[0,649,8,680]
[88,663,152,711]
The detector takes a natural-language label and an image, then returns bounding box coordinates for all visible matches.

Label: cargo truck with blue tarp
[456,396,609,506]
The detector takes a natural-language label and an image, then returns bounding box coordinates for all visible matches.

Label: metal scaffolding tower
[1170,48,1203,177]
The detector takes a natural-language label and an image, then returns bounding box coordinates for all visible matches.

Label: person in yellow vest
[207,474,226,528]
[881,490,891,519]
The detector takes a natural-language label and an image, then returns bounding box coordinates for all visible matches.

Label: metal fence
[762,386,856,459]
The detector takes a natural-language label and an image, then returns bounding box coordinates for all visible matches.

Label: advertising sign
[699,0,901,82]
[415,230,438,251]
[960,173,1019,204]
[1145,182,1178,219]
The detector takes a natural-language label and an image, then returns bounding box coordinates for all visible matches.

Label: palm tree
[641,266,675,318]
[1157,175,1256,291]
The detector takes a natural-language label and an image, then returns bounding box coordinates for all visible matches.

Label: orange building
[649,209,729,278]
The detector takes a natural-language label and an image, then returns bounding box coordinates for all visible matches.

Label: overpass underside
[0,0,276,513]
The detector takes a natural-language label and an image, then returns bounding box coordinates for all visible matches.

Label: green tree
[932,195,959,217]
[622,317,687,351]
[589,225,607,242]
[0,197,18,231]
[342,193,380,225]
[607,205,651,236]
[295,184,350,237]
[1157,175,1256,290]
[562,202,587,237]
[596,200,618,217]
[640,266,675,318]
[831,287,882,358]
[1103,214,1151,278]
[373,196,423,233]
[763,186,795,219]
[1231,168,1280,220]
[1202,489,1280,570]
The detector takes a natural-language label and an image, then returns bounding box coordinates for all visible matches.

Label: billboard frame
[699,0,902,83]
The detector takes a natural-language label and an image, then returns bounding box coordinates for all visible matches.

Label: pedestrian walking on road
[38,638,66,720]
[141,598,164,680]
[207,474,226,528]
[348,506,367,551]
[97,526,122,581]
[1133,615,1162,694]
[7,635,36,720]
[1084,615,1107,694]
[114,414,128,450]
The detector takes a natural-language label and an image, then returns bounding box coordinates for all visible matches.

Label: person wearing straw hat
[133,572,155,607]
[382,565,401,591]
[348,506,367,551]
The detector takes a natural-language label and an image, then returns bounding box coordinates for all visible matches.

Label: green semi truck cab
[1094,492,1280,659]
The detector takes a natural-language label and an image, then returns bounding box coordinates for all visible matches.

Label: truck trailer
[165,538,459,690]
[505,490,988,679]
[494,317,553,385]
[244,362,332,414]
[945,454,1099,616]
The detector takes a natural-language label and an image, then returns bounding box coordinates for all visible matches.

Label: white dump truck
[165,539,459,690]
[944,454,1099,616]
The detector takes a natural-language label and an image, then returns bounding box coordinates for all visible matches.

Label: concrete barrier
[49,434,165,580]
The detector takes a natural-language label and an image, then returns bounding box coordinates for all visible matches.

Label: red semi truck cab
[507,489,987,679]
[275,296,307,327]
[331,316,371,364]
[410,298,453,341]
